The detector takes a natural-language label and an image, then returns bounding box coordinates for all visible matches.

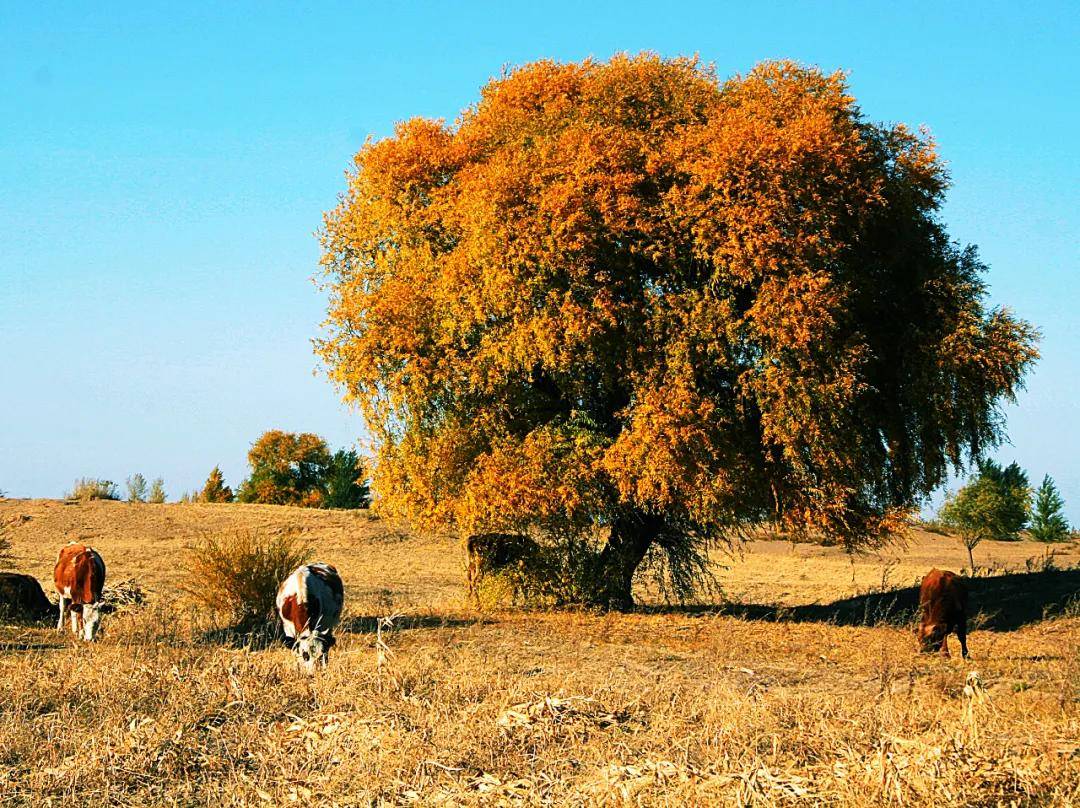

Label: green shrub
[466,532,588,609]
[148,478,167,504]
[182,529,312,630]
[68,478,120,502]
[126,474,148,503]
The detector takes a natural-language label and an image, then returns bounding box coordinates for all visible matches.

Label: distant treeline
[67,430,371,510]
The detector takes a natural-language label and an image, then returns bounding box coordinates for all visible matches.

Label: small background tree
[940,476,1011,571]
[126,474,148,503]
[148,478,167,504]
[202,467,233,503]
[975,460,1031,539]
[1029,475,1069,542]
[237,431,331,506]
[322,449,371,509]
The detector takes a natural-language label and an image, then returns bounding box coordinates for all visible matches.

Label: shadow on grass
[339,613,490,635]
[197,613,489,648]
[0,640,67,652]
[200,620,284,650]
[645,568,1080,632]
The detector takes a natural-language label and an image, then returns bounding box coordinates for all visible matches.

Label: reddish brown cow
[53,543,106,641]
[918,568,968,658]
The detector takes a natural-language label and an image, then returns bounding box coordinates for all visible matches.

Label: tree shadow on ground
[647,568,1080,632]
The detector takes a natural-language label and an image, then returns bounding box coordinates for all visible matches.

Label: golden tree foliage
[318,56,1037,607]
[237,430,331,507]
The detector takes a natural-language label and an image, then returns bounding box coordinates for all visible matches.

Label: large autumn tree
[318,56,1037,608]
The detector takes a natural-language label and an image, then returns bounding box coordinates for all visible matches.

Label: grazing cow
[0,572,56,622]
[464,533,541,605]
[918,568,969,658]
[276,563,344,673]
[53,543,106,641]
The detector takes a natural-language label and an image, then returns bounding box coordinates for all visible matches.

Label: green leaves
[1029,475,1070,542]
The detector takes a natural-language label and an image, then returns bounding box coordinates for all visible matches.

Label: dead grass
[0,498,1077,806]
[182,528,313,629]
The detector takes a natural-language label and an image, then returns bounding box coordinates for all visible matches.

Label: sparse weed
[181,528,312,631]
[67,478,120,501]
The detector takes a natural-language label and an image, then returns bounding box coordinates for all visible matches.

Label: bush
[471,541,587,610]
[181,529,312,630]
[148,478,167,504]
[67,478,120,502]
[126,474,148,503]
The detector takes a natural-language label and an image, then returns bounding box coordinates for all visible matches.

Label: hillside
[0,498,1077,805]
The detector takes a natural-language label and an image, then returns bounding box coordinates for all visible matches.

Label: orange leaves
[458,428,607,534]
[318,54,1037,549]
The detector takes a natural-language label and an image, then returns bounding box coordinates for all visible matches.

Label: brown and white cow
[918,568,969,658]
[53,543,106,641]
[276,563,344,673]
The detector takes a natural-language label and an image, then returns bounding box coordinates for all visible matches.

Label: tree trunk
[589,510,663,611]
[966,541,976,575]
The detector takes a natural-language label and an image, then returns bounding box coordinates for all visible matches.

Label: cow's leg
[56,595,66,633]
[957,621,969,659]
[70,608,80,637]
[940,633,950,658]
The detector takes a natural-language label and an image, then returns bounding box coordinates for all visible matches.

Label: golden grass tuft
[181,528,312,629]
[66,478,120,502]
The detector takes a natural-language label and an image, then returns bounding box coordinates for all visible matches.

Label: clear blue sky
[2,1,1077,519]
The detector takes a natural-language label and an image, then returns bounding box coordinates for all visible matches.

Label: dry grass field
[0,498,1077,806]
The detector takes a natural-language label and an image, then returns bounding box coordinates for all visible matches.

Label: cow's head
[81,602,103,642]
[294,629,335,674]
[918,621,946,653]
